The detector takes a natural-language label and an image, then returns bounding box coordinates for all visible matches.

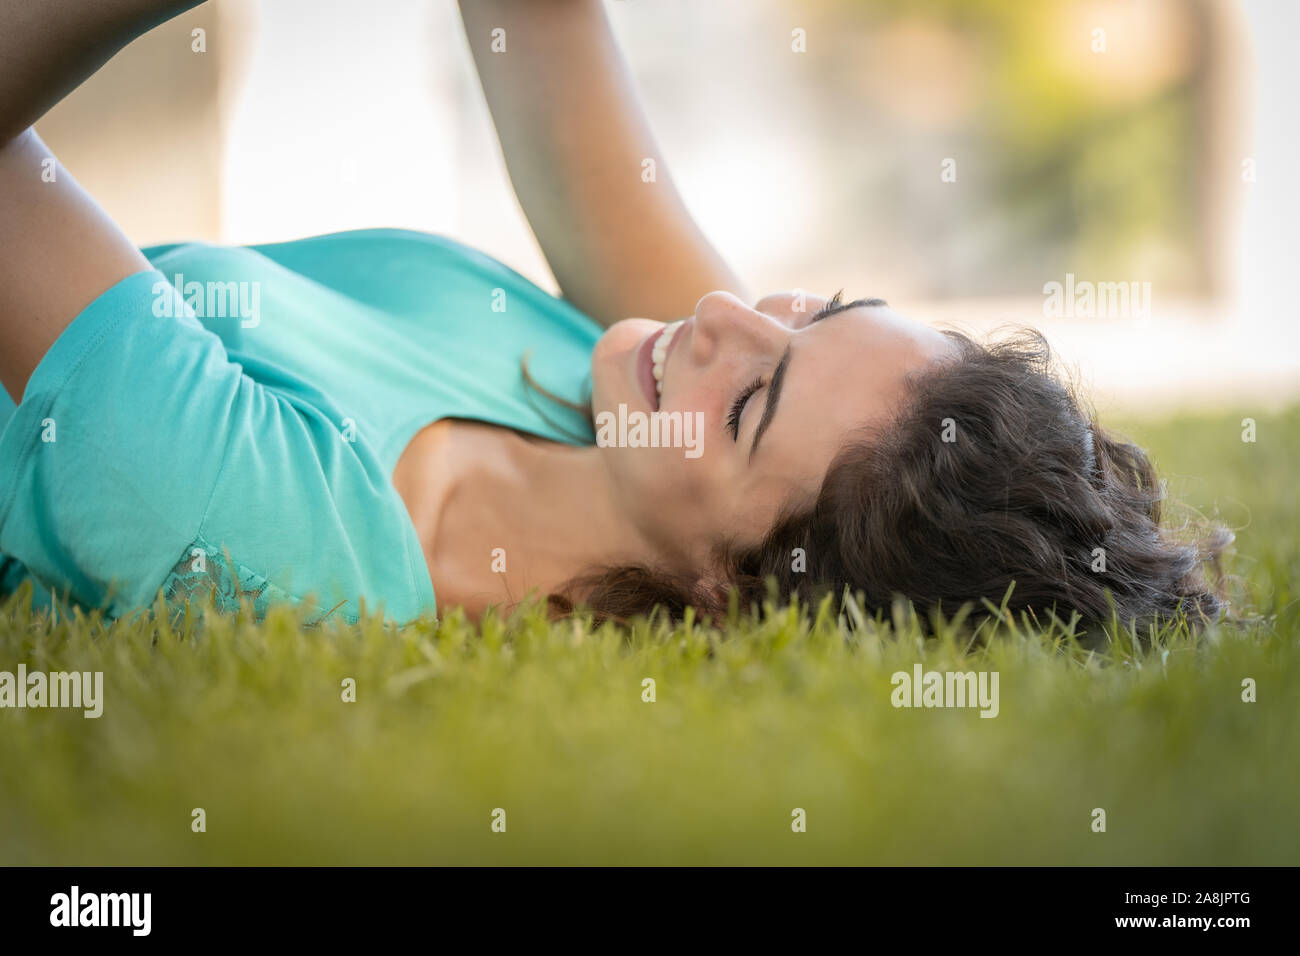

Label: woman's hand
[457,0,749,326]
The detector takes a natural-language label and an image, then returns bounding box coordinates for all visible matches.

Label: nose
[690,291,786,364]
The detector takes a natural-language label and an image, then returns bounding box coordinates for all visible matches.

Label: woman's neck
[393,420,651,620]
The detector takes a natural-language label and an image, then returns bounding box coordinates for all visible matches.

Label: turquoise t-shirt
[0,228,603,623]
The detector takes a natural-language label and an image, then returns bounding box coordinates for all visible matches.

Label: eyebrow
[748,297,884,462]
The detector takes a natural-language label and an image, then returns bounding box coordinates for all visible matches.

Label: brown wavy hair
[533,328,1232,634]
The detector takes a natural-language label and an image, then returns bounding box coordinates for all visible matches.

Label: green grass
[2,406,1297,865]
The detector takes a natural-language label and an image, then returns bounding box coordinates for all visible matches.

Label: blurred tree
[802,0,1242,297]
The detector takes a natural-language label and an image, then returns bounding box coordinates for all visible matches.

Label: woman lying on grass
[0,0,1228,630]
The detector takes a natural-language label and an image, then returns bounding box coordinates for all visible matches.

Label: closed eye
[726,375,764,441]
[739,291,888,460]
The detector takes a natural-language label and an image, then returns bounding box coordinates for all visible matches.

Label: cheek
[616,444,713,498]
[614,446,732,540]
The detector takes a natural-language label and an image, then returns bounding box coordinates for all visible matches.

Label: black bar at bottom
[0,865,1289,942]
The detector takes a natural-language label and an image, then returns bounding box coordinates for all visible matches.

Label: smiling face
[588,291,959,577]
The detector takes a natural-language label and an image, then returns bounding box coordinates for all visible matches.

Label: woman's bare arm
[0,130,151,403]
[457,0,749,326]
[0,0,204,146]
[0,0,205,402]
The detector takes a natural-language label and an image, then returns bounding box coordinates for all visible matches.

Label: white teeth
[651,320,684,396]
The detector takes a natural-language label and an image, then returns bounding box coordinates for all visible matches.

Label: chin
[590,317,662,415]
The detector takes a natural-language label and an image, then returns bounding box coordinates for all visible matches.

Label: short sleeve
[0,270,436,622]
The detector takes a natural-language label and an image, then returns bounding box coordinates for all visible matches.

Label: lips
[652,321,685,392]
[636,320,688,411]
[636,329,661,410]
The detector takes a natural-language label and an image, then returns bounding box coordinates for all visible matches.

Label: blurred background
[37,0,1299,414]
